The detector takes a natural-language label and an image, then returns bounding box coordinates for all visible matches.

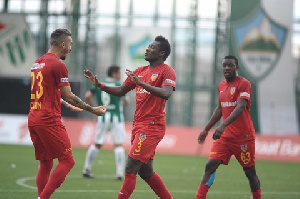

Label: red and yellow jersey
[219,76,255,141]
[28,53,70,126]
[124,63,176,127]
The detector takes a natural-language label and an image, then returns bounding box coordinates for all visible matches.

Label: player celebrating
[196,55,261,199]
[84,35,176,199]
[82,65,129,180]
[28,29,106,199]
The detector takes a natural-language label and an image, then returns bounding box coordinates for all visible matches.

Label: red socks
[118,173,137,199]
[144,172,173,199]
[118,172,172,199]
[39,157,75,199]
[252,188,261,199]
[196,184,210,199]
[196,185,261,199]
[36,160,53,195]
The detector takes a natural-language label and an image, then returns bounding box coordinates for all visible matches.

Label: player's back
[28,53,68,126]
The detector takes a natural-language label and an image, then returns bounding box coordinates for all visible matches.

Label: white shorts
[95,116,126,145]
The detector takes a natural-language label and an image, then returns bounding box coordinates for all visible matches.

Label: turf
[0,144,299,199]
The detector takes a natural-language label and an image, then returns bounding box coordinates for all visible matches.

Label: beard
[60,48,69,60]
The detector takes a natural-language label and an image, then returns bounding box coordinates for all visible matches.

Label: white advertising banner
[0,114,32,145]
[0,13,37,77]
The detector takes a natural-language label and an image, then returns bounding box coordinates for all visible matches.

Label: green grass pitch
[0,144,299,199]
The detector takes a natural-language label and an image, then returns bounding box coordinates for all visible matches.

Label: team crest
[231,5,287,82]
[241,145,248,153]
[230,87,236,95]
[151,74,158,81]
[139,134,146,142]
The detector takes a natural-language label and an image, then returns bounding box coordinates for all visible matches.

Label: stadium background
[0,0,300,161]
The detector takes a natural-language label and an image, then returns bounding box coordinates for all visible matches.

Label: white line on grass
[15,175,300,196]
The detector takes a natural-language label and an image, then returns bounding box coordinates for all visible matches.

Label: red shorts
[209,138,256,167]
[128,124,165,164]
[28,124,73,160]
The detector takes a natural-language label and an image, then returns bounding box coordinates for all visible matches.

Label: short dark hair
[107,65,120,77]
[155,35,171,61]
[50,29,71,47]
[224,55,238,66]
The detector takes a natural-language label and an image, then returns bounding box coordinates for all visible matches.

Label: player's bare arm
[61,98,83,112]
[125,69,173,100]
[84,70,130,97]
[198,105,222,144]
[60,85,106,116]
[213,98,247,140]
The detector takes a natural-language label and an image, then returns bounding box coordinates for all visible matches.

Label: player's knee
[138,170,153,180]
[59,156,75,169]
[39,160,53,171]
[243,166,256,179]
[205,160,220,173]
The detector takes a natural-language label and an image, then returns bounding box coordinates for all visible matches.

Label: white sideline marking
[16,176,36,190]
[14,175,300,195]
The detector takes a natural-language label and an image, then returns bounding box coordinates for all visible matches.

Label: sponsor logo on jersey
[61,77,69,82]
[134,134,146,153]
[136,87,150,94]
[165,79,175,85]
[240,92,250,98]
[151,74,158,81]
[221,101,237,107]
[230,87,236,95]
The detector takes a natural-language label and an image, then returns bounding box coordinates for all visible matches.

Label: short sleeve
[53,62,70,87]
[238,79,251,101]
[162,66,176,90]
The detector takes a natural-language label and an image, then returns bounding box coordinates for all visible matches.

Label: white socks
[83,145,99,171]
[83,145,125,178]
[114,146,125,177]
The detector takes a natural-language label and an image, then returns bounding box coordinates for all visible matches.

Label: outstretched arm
[84,70,131,97]
[125,69,174,100]
[61,98,83,112]
[60,85,106,116]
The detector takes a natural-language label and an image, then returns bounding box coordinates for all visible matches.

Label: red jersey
[124,63,176,126]
[218,76,255,141]
[28,53,70,126]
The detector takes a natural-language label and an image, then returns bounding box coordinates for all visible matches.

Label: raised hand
[84,70,100,87]
[125,69,142,85]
